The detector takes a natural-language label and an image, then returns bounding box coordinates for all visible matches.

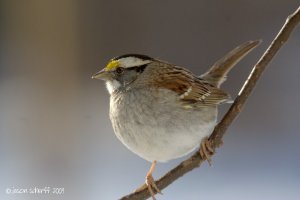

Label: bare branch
[120,6,300,200]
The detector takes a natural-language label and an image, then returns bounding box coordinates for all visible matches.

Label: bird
[92,40,260,200]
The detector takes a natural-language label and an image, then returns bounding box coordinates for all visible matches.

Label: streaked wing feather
[151,63,230,107]
[182,79,230,106]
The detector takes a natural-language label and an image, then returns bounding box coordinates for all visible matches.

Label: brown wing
[150,63,230,108]
[181,79,230,106]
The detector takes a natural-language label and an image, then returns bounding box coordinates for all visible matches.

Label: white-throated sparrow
[93,40,260,199]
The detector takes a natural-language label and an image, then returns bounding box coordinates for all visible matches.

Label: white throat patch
[106,80,121,94]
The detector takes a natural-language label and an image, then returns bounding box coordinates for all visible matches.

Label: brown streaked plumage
[150,63,230,107]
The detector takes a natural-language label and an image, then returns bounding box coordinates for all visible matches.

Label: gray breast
[109,87,217,162]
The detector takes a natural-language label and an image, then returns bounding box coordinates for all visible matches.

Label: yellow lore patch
[105,60,119,71]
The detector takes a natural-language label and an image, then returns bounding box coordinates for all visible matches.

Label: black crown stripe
[113,54,154,61]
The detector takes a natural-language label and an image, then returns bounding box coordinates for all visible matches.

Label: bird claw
[146,174,162,200]
[199,137,214,166]
[134,161,162,200]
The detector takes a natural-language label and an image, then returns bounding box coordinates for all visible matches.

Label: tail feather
[200,40,261,87]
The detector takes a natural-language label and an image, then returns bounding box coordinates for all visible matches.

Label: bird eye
[115,67,124,74]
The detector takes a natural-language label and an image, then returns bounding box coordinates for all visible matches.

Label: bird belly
[109,89,217,162]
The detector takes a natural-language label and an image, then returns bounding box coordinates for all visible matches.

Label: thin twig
[120,6,300,200]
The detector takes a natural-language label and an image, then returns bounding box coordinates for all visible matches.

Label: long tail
[200,40,261,88]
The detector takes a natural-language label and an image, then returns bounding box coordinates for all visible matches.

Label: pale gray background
[1,1,300,200]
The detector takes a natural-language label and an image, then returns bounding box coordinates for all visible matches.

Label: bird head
[92,54,154,94]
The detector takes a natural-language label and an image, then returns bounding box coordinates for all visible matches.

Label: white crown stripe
[118,57,152,68]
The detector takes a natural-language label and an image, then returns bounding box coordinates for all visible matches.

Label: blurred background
[1,1,300,200]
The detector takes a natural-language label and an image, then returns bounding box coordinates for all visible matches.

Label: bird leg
[199,137,214,166]
[135,161,162,200]
[145,161,162,200]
